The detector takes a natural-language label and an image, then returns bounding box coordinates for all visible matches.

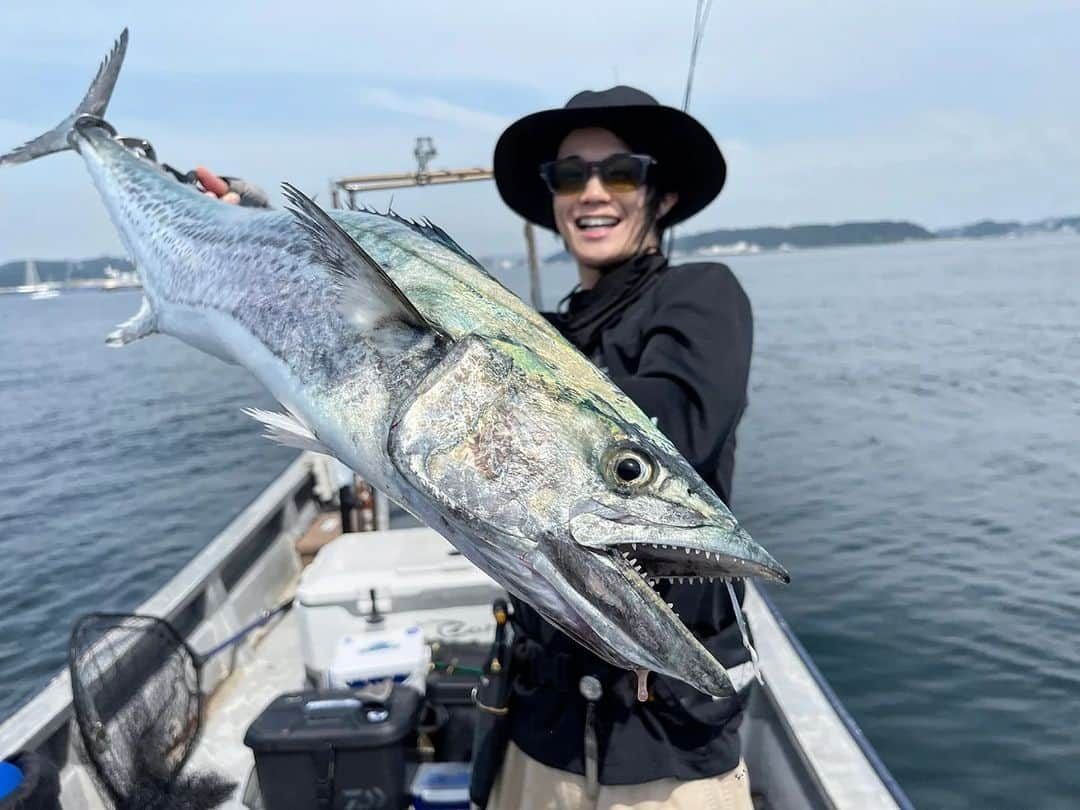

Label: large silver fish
[2,31,788,699]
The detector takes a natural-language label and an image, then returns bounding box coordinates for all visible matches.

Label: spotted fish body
[3,31,788,698]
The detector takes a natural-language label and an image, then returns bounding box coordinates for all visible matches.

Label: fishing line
[725,579,764,686]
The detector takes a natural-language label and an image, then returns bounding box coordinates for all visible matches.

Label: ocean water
[1,235,1078,808]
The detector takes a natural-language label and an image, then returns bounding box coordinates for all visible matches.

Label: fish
[1,30,789,699]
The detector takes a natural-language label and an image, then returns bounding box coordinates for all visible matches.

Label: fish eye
[606,448,655,490]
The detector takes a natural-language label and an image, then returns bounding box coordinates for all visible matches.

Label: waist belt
[512,637,757,696]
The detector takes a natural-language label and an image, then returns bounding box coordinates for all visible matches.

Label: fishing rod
[665,0,714,257]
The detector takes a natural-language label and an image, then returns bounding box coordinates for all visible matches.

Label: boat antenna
[666,0,714,257]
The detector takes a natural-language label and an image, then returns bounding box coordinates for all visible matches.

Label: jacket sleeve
[606,263,752,499]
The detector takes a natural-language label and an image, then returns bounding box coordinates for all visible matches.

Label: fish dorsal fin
[350,202,488,274]
[283,183,433,332]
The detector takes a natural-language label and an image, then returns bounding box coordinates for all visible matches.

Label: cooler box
[244,688,421,810]
[296,528,504,684]
[326,625,431,693]
[410,762,471,810]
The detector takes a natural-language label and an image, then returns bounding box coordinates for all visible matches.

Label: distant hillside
[0,257,134,288]
[543,219,934,263]
[675,220,933,253]
[935,216,1080,239]
[543,214,1078,262]
[4,213,1077,285]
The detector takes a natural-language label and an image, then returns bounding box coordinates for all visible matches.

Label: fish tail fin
[0,28,128,167]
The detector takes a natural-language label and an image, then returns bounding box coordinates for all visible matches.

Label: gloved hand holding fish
[1,30,789,701]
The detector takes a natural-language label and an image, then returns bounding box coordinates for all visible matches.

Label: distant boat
[17,260,61,299]
[101,263,141,291]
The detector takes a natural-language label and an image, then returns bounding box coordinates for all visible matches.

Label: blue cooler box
[410,762,470,810]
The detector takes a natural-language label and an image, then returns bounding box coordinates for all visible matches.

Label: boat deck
[190,608,306,808]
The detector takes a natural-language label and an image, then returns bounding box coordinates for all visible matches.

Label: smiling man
[483,86,756,810]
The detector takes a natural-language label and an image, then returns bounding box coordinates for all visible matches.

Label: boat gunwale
[749,584,915,809]
[0,452,316,760]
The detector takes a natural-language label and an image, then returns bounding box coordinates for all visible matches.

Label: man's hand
[195,166,241,204]
[194,166,270,208]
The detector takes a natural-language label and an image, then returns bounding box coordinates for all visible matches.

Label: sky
[0,0,1077,262]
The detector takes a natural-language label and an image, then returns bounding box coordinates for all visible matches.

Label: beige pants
[486,741,754,810]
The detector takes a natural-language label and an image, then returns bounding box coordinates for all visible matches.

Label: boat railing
[0,452,318,764]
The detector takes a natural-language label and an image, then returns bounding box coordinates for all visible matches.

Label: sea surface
[1,235,1078,807]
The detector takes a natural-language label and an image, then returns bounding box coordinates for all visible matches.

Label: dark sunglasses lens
[545,158,589,193]
[601,155,648,192]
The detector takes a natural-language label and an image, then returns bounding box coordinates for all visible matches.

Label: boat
[16,260,61,300]
[0,452,913,809]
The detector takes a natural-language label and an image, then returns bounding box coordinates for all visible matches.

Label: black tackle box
[244,687,421,810]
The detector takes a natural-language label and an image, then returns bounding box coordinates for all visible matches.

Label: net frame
[68,612,205,805]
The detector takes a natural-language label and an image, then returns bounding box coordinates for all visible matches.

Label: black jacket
[506,254,755,785]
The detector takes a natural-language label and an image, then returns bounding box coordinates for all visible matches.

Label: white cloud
[358,89,509,135]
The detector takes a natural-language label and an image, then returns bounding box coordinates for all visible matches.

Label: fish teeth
[628,558,638,566]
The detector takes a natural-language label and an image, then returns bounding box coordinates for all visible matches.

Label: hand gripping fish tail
[1,30,789,701]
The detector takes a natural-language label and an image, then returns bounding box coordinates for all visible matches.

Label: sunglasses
[539,153,656,194]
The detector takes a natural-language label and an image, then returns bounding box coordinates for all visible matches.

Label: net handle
[196,599,294,662]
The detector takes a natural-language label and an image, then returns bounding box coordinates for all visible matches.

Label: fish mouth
[529,530,738,697]
[606,537,788,586]
[569,498,790,585]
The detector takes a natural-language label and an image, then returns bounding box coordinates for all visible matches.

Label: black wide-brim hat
[494,85,726,231]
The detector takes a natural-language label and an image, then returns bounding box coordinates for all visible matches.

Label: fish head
[389,334,788,696]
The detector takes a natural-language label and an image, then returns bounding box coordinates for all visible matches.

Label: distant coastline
[538,215,1080,266]
[2,216,1076,289]
[0,257,138,291]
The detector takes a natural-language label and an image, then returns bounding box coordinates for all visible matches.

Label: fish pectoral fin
[105,295,157,347]
[244,406,335,456]
[282,183,438,335]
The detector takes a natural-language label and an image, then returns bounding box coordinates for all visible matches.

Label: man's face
[551,127,654,270]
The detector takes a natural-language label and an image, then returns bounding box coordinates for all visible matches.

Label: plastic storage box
[295,528,504,683]
[244,688,421,810]
[410,762,471,809]
[326,625,431,692]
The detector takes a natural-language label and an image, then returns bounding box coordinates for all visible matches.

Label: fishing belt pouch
[244,687,421,810]
[424,642,489,762]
